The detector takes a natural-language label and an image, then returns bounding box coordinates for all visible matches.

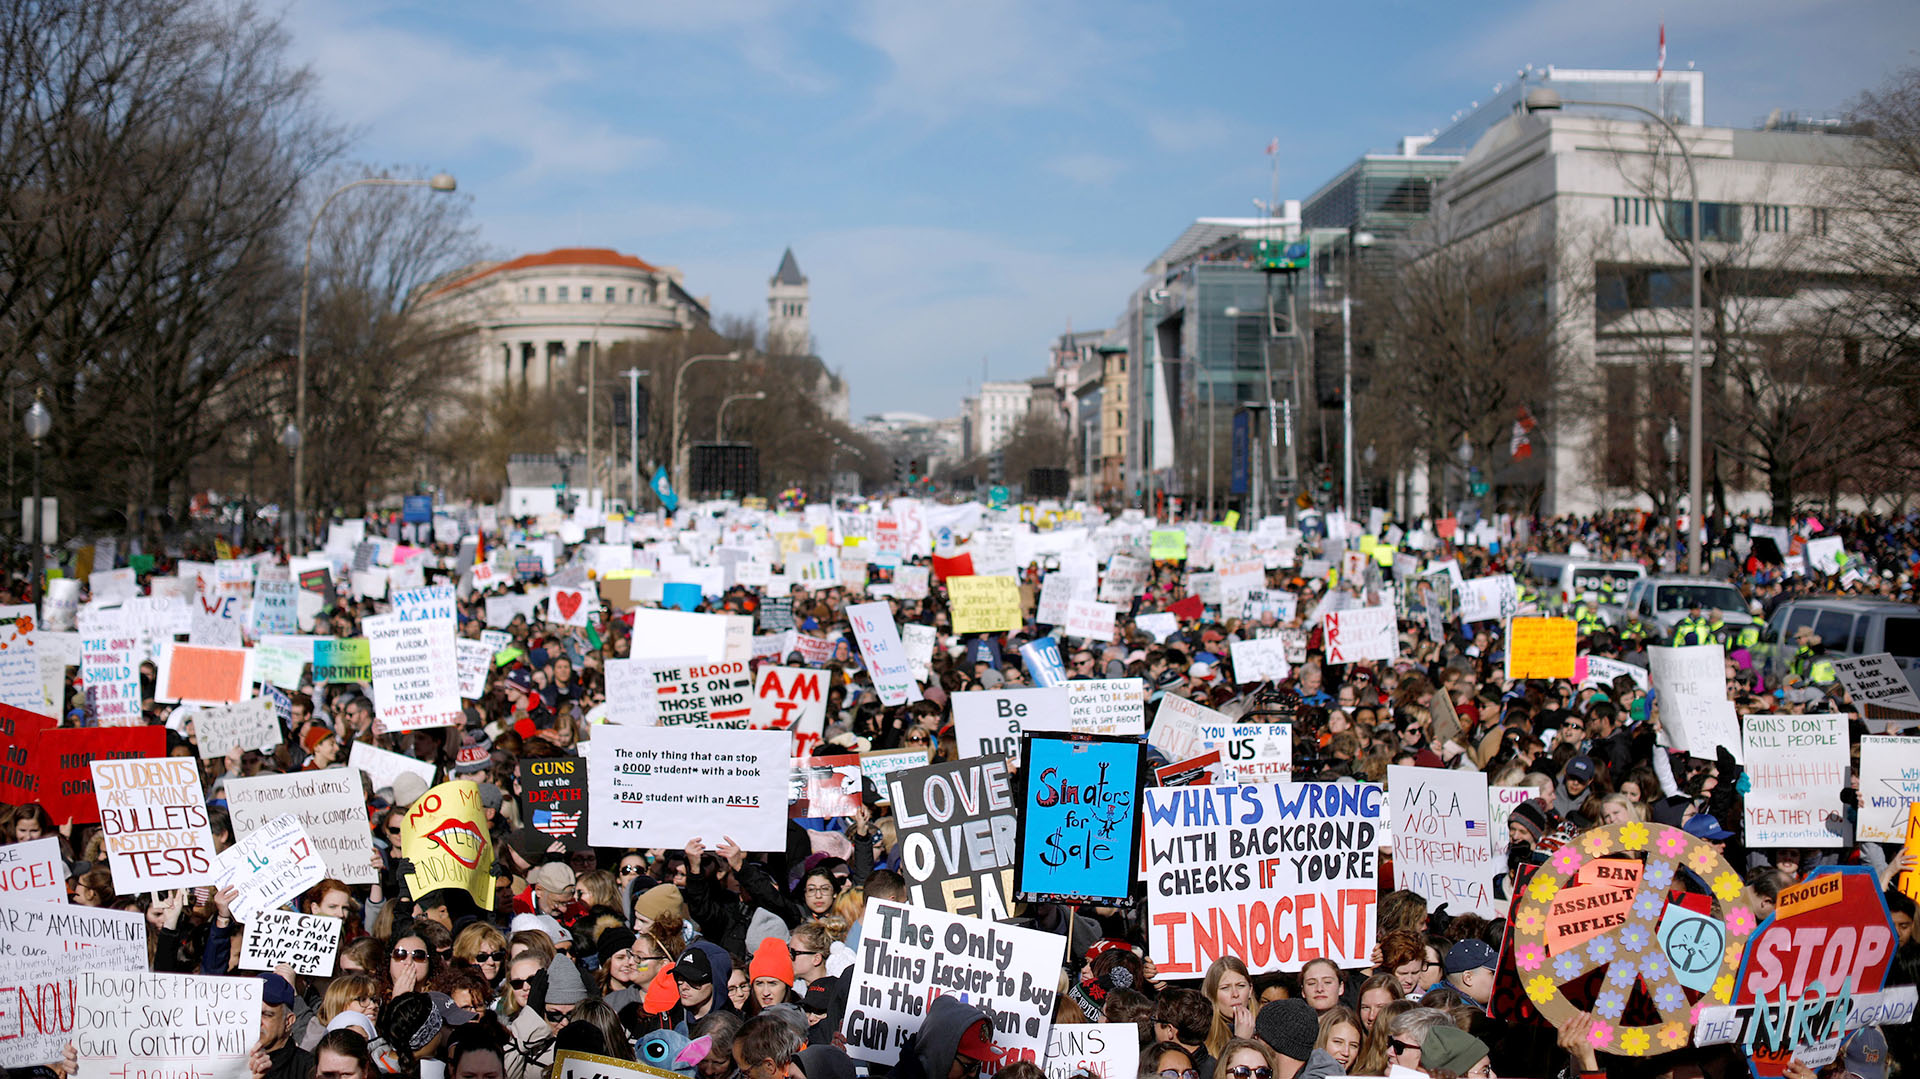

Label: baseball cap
[1684,813,1734,841]
[505,667,534,692]
[1444,939,1497,975]
[528,862,576,892]
[674,947,715,987]
[1842,1026,1887,1079]
[1565,756,1597,783]
[956,1018,1000,1062]
[258,972,296,1007]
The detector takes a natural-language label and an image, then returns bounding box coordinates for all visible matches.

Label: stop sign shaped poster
[1695,866,1916,1075]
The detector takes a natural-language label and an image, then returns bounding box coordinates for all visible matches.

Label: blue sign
[402,495,433,524]
[1015,735,1143,906]
[1230,411,1250,495]
[1020,637,1066,686]
[661,582,702,611]
[651,466,680,514]
[967,638,1002,670]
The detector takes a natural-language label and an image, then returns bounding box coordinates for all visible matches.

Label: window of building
[557,286,569,302]
[1612,196,1653,226]
[1665,200,1742,242]
[1754,204,1790,233]
[537,286,547,302]
[626,287,635,302]
[1809,208,1830,236]
[606,287,615,302]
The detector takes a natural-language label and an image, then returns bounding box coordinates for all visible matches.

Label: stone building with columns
[420,247,711,393]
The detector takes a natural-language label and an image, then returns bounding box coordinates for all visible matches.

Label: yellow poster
[946,575,1023,634]
[1507,617,1577,680]
[402,779,497,910]
[1149,530,1187,561]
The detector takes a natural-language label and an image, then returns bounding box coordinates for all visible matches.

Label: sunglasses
[392,949,429,962]
[789,948,820,959]
[510,977,534,990]
[619,866,643,876]
[386,826,403,836]
[1388,1039,1419,1056]
[1159,1072,1200,1079]
[543,1007,575,1024]
[467,951,506,964]
[1224,1069,1271,1079]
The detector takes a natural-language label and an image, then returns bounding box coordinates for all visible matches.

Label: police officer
[1672,602,1714,646]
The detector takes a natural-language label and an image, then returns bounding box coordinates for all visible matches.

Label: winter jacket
[1297,1048,1346,1078]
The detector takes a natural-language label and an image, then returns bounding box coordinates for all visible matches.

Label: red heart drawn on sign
[556,591,583,620]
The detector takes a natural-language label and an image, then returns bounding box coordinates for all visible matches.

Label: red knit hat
[749,936,794,986]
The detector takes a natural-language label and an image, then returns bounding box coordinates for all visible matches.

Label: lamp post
[716,391,767,441]
[622,368,648,508]
[293,172,456,556]
[1341,228,1374,521]
[580,301,623,508]
[1456,436,1474,514]
[24,392,50,618]
[1664,418,1682,569]
[670,350,742,495]
[1363,443,1378,511]
[1525,87,1702,573]
[278,422,301,547]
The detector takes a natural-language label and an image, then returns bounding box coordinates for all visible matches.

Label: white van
[1522,555,1647,612]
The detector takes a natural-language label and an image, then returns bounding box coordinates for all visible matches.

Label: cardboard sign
[1065,679,1144,736]
[586,725,788,851]
[0,901,148,1068]
[92,757,218,893]
[1043,1024,1138,1079]
[1015,735,1142,906]
[840,899,1065,1069]
[889,757,1017,920]
[1154,750,1226,786]
[1542,858,1642,955]
[0,704,54,804]
[1388,765,1498,918]
[947,575,1023,634]
[159,643,251,703]
[210,813,326,924]
[313,638,371,683]
[1143,782,1382,976]
[1831,653,1920,712]
[238,909,341,977]
[1324,606,1396,665]
[347,740,435,799]
[519,756,589,850]
[847,601,924,707]
[791,754,864,818]
[1146,693,1231,762]
[952,687,1069,766]
[1507,617,1576,679]
[79,631,142,726]
[554,1051,685,1079]
[1228,637,1291,683]
[191,697,281,759]
[1742,713,1848,847]
[649,660,753,727]
[1215,723,1293,782]
[401,780,496,911]
[0,838,66,905]
[366,586,461,732]
[224,770,379,885]
[32,727,165,825]
[1696,866,1915,1077]
[76,971,262,1079]
[1857,735,1920,843]
[455,639,493,700]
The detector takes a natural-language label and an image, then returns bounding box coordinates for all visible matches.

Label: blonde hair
[321,972,383,1022]
[578,869,619,911]
[1595,792,1644,823]
[453,922,507,968]
[1202,956,1252,1058]
[831,887,865,926]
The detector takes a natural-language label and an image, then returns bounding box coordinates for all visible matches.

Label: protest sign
[158,643,251,703]
[1100,555,1148,603]
[1228,638,1290,683]
[1458,574,1518,622]
[629,609,729,662]
[1507,617,1576,679]
[455,639,493,700]
[0,606,43,716]
[210,813,325,924]
[0,838,65,904]
[251,580,298,636]
[401,780,497,911]
[189,592,244,646]
[347,740,435,800]
[79,631,141,726]
[1036,574,1091,626]
[952,687,1069,765]
[312,637,371,683]
[1541,857,1642,955]
[547,581,598,626]
[1388,764,1498,917]
[760,595,795,632]
[553,1051,683,1079]
[1662,696,1743,763]
[224,770,379,885]
[519,756,589,850]
[0,901,147,1068]
[252,637,310,690]
[366,586,461,732]
[847,601,923,707]
[1063,600,1117,643]
[791,754,864,818]
[32,727,164,825]
[1487,785,1535,868]
[1830,653,1920,712]
[0,704,53,805]
[1149,530,1186,561]
[191,697,280,759]
[1241,589,1298,623]
[1065,679,1143,737]
[1020,638,1067,686]
[1649,644,1725,718]
[1215,723,1293,783]
[92,757,217,893]
[1857,735,1920,843]
[1153,750,1226,787]
[1582,655,1650,692]
[794,634,835,665]
[1696,867,1915,1077]
[649,660,753,727]
[1323,606,1396,665]
[1043,1024,1138,1079]
[586,725,788,851]
[75,970,262,1079]
[1146,693,1231,762]
[889,757,1017,919]
[1015,735,1141,906]
[840,899,1065,1069]
[902,623,937,684]
[947,575,1022,634]
[861,748,931,801]
[1742,713,1848,847]
[1143,782,1382,976]
[236,909,340,977]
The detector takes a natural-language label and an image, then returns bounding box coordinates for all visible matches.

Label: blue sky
[287,0,1919,418]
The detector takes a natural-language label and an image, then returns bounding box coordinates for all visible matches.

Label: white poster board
[236,909,340,976]
[0,901,147,1068]
[846,601,924,707]
[1857,735,1920,843]
[224,770,380,886]
[586,725,788,851]
[92,757,218,893]
[0,838,67,905]
[1387,764,1498,917]
[209,813,327,924]
[1742,713,1849,847]
[75,971,261,1079]
[952,687,1069,765]
[1323,606,1397,665]
[1065,679,1144,736]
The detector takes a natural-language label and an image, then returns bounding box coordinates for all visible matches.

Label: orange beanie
[749,936,795,986]
[643,970,681,1015]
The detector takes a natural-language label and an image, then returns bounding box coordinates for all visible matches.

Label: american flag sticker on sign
[1464,819,1487,837]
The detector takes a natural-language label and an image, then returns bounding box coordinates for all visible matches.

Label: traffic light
[988,450,1005,486]
[893,455,909,487]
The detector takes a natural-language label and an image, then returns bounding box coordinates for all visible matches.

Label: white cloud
[1044,152,1126,186]
[1145,109,1236,152]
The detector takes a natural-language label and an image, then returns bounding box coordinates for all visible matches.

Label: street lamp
[622,368,649,508]
[292,172,457,555]
[1525,87,1702,573]
[1341,228,1374,521]
[1664,418,1682,568]
[1456,436,1474,513]
[1363,443,1377,511]
[670,350,743,496]
[716,391,767,441]
[278,422,301,546]
[24,391,51,617]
